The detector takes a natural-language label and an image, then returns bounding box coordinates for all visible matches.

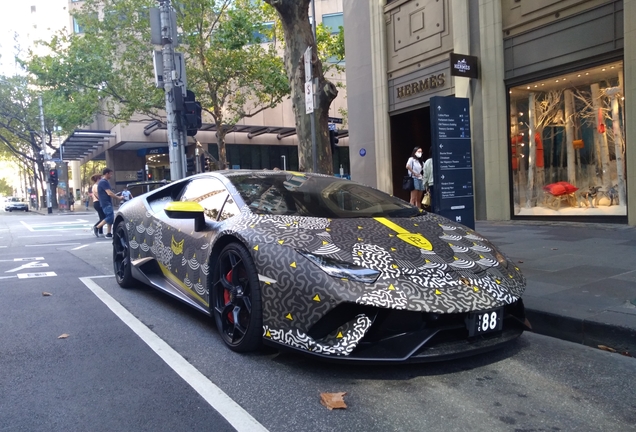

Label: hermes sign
[396,73,446,99]
[450,52,479,79]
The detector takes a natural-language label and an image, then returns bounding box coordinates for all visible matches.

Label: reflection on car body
[112,170,528,363]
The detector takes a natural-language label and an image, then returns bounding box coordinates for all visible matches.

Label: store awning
[52,129,114,161]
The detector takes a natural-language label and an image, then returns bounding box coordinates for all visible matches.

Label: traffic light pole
[158,0,185,181]
[39,95,52,214]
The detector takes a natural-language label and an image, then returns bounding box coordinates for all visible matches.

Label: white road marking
[17,272,57,279]
[79,277,268,432]
[19,235,64,238]
[6,262,49,273]
[0,246,6,248]
[0,275,17,280]
[20,221,34,232]
[71,244,90,250]
[25,243,81,247]
[0,257,44,262]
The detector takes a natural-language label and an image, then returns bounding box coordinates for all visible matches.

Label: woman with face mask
[406,147,424,207]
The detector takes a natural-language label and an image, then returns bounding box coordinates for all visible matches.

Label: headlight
[297,250,381,284]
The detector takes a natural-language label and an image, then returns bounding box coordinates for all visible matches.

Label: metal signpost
[429,96,475,229]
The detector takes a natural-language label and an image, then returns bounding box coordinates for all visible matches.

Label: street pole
[39,95,52,214]
[310,0,318,173]
[158,0,185,181]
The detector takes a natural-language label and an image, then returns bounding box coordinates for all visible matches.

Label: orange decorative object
[511,135,523,145]
[573,139,584,149]
[543,181,579,196]
[598,108,606,134]
[534,133,544,168]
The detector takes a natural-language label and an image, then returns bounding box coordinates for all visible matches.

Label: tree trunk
[217,125,230,170]
[591,83,611,189]
[564,89,576,185]
[265,0,338,174]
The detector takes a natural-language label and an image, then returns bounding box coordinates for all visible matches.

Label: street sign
[304,47,312,83]
[328,117,343,124]
[430,96,475,229]
[305,82,314,114]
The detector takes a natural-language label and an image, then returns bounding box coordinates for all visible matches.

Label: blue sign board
[137,147,169,157]
[430,96,475,229]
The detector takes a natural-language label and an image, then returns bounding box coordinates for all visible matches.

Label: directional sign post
[430,96,475,229]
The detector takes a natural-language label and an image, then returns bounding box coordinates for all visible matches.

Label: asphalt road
[1,211,635,432]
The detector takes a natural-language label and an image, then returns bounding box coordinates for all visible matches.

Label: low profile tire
[211,243,263,352]
[113,221,135,288]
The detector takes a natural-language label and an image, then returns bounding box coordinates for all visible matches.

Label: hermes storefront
[343,0,636,225]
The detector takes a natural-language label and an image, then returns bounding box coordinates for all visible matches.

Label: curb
[525,308,635,354]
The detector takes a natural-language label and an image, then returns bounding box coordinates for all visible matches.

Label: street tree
[0,75,56,204]
[26,0,290,169]
[264,0,340,174]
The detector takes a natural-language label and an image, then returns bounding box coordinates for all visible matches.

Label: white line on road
[71,244,90,250]
[19,221,34,232]
[79,276,268,432]
[19,235,64,238]
[25,243,81,247]
[0,275,17,280]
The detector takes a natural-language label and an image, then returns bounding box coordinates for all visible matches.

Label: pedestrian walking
[94,168,123,238]
[406,147,425,208]
[90,174,106,236]
[422,148,434,212]
[68,193,75,212]
[120,186,133,203]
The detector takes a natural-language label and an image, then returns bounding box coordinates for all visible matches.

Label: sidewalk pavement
[476,220,636,355]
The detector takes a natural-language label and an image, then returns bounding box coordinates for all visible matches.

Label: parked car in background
[4,197,29,212]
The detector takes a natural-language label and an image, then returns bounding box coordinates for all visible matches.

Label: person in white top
[422,148,434,212]
[406,147,424,207]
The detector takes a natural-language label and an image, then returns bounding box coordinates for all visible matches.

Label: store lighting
[577,74,581,77]
[526,86,530,89]
[541,83,545,86]
[611,66,615,69]
[519,112,524,116]
[534,85,538,88]
[585,72,589,75]
[602,68,606,71]
[556,79,559,82]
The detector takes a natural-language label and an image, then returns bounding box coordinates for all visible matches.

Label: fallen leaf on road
[42,292,52,296]
[58,334,70,339]
[598,345,616,353]
[320,392,347,410]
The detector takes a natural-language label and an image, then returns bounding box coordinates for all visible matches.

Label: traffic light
[136,169,144,181]
[186,157,195,173]
[203,157,211,172]
[147,172,153,180]
[49,168,58,184]
[329,129,339,154]
[182,90,202,137]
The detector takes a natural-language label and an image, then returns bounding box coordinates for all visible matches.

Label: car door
[157,176,240,308]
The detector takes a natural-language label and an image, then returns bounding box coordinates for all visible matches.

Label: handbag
[402,175,414,191]
[421,190,431,207]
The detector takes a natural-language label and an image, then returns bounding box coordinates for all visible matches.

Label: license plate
[466,307,503,337]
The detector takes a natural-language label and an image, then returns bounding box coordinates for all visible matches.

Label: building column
[70,160,81,199]
[451,0,471,99]
[625,0,636,226]
[477,0,510,220]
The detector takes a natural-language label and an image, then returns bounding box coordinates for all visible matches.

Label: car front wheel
[113,221,135,288]
[211,243,263,352]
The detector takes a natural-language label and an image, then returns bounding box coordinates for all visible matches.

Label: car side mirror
[165,201,206,232]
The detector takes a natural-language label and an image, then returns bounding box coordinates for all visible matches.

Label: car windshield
[228,173,420,218]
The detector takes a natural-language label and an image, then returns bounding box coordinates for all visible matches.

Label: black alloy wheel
[113,221,135,288]
[211,243,262,352]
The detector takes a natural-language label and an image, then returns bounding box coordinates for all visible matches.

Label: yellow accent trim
[326,228,331,232]
[285,313,293,320]
[313,294,321,302]
[290,262,297,268]
[323,241,329,245]
[357,237,363,241]
[158,263,208,307]
[357,226,363,230]
[336,332,344,339]
[473,286,479,292]
[435,289,442,295]
[265,330,271,337]
[391,247,396,252]
[391,264,398,269]
[496,279,501,284]
[253,245,259,251]
[288,171,305,177]
[357,251,363,256]
[165,201,204,212]
[278,240,284,245]
[388,284,395,291]
[374,217,433,250]
[414,223,419,227]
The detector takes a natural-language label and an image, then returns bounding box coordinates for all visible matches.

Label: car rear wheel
[211,243,262,352]
[113,221,135,288]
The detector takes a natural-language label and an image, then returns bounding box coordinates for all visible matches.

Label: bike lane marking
[79,276,269,432]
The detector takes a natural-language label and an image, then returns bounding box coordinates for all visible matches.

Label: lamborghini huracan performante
[112,170,529,362]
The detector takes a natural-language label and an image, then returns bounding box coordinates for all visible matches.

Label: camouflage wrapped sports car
[112,170,529,362]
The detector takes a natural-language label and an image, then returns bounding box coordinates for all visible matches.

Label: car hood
[234,212,525,310]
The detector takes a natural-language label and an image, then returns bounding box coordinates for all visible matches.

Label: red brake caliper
[224,269,234,323]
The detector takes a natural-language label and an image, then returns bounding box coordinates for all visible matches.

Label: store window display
[509,61,626,217]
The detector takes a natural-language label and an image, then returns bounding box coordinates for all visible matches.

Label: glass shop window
[508,61,626,217]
